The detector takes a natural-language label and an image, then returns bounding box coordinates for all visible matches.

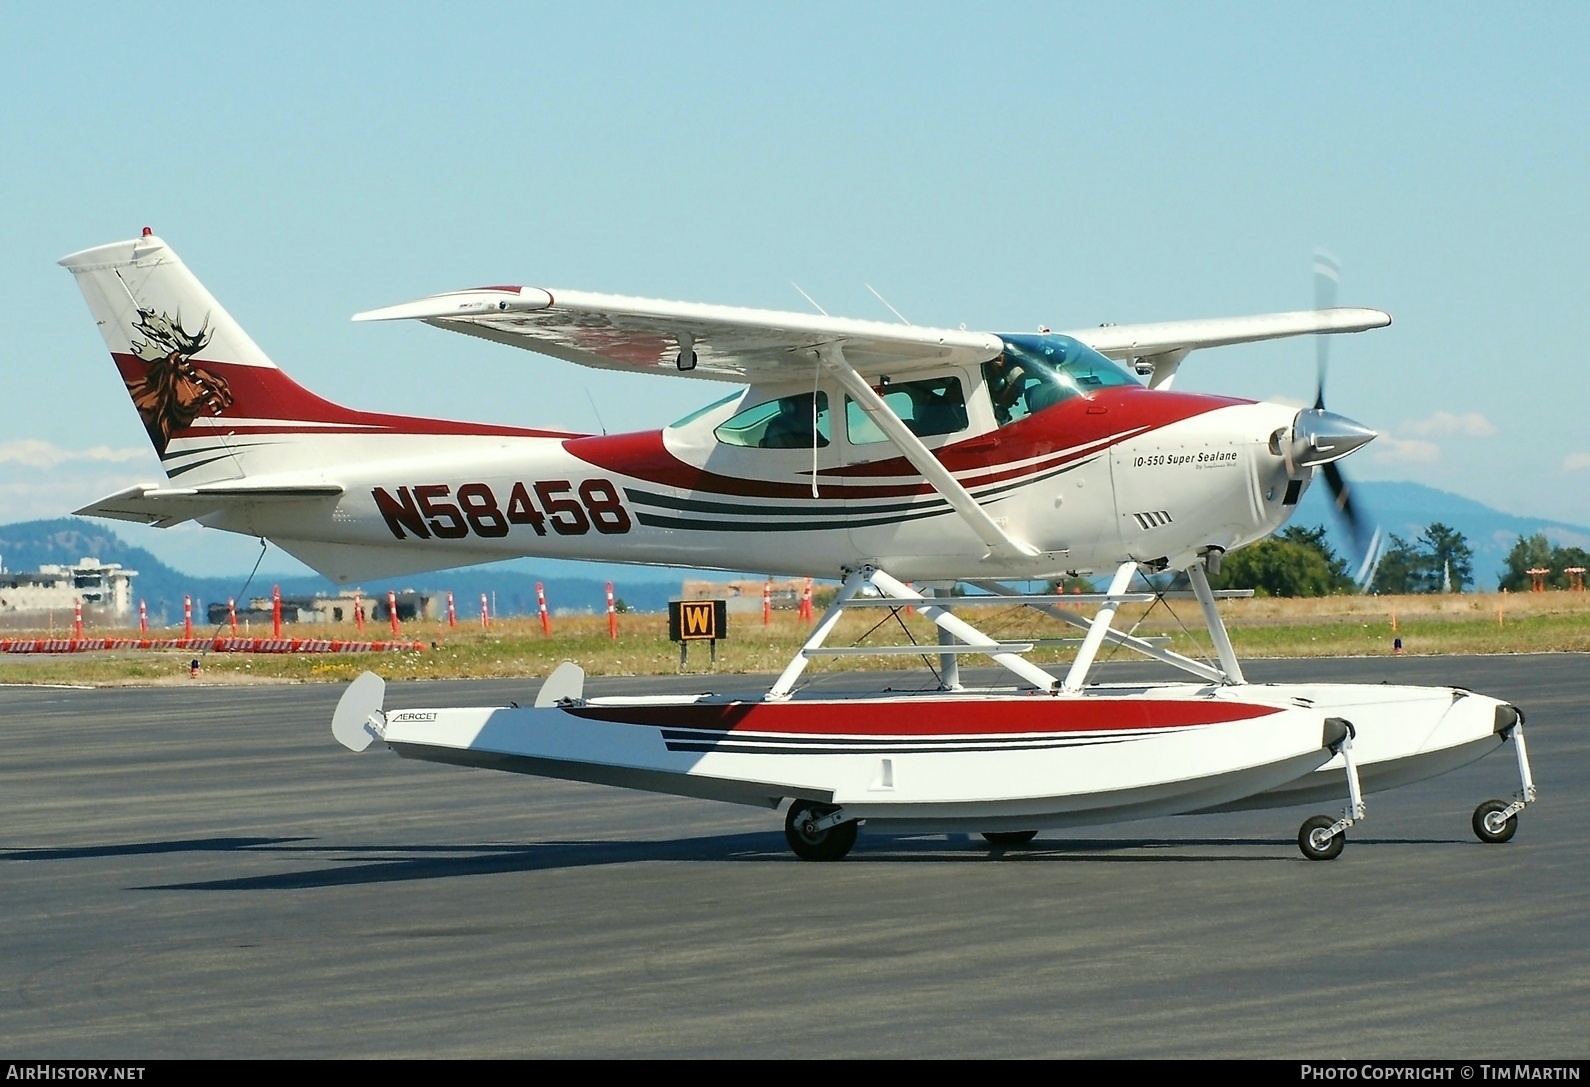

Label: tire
[785,800,859,861]
[1472,799,1518,844]
[981,831,1038,845]
[1298,815,1345,861]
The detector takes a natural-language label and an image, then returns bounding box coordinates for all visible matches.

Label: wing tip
[353,287,554,323]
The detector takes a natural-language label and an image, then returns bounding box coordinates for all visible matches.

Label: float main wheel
[785,800,858,861]
[981,831,1038,845]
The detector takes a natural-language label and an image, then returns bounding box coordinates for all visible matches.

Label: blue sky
[2,3,1586,577]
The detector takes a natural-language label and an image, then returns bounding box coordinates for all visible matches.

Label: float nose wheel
[1298,815,1346,860]
[785,800,859,861]
[1298,718,1362,860]
[1472,799,1519,844]
[1471,714,1536,843]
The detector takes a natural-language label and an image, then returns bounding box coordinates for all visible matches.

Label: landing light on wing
[353,287,554,323]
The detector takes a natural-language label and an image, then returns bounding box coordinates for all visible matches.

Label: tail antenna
[583,388,608,436]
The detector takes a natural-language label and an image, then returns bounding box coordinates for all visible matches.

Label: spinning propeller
[1284,253,1382,585]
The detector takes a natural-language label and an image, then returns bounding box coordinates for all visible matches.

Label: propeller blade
[1306,252,1382,589]
[1321,458,1377,574]
[1355,526,1385,588]
[1321,460,1357,534]
[1313,252,1339,410]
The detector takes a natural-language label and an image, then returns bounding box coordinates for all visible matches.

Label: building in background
[680,578,805,615]
[0,557,137,616]
[206,589,440,626]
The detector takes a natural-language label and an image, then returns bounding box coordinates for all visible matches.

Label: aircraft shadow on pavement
[0,836,312,862]
[110,832,1471,892]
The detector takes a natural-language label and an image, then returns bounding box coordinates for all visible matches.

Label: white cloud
[1371,436,1441,464]
[0,443,156,525]
[1563,452,1590,472]
[0,473,151,523]
[1401,411,1500,439]
[0,440,148,469]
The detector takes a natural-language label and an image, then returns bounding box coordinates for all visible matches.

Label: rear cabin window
[714,391,831,448]
[845,376,968,445]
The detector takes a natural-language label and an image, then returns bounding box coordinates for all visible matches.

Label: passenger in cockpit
[761,395,828,448]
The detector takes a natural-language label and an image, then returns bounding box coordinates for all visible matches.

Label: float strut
[1061,561,1137,693]
[1188,559,1244,684]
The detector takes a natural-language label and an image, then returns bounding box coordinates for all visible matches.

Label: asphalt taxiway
[1,655,1586,1058]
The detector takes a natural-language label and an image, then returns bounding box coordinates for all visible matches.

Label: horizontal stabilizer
[75,481,345,527]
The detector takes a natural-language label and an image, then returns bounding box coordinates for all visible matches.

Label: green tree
[1370,534,1427,594]
[1557,547,1590,589]
[1369,523,1475,593]
[1498,533,1554,592]
[1499,533,1590,590]
[1211,537,1345,597]
[1275,525,1357,590]
[1417,522,1473,593]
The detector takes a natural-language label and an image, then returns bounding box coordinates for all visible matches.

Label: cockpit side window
[714,391,831,449]
[984,334,1138,427]
[845,376,968,445]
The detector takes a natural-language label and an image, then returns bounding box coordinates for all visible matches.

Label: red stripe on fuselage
[567,387,1246,499]
[830,387,1249,476]
[111,354,583,440]
[570,696,1281,735]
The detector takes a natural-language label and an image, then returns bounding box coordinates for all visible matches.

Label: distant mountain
[0,518,681,620]
[1293,481,1590,590]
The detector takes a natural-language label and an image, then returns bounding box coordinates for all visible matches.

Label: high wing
[355,286,1389,389]
[354,288,1003,382]
[1063,308,1391,388]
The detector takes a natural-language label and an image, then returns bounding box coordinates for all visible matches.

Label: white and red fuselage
[141,362,1305,585]
[65,232,1318,585]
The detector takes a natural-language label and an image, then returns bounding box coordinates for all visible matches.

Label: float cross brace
[966,554,1248,688]
[768,555,1252,700]
[766,566,1059,699]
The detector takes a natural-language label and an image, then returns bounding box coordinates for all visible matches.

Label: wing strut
[815,342,1039,562]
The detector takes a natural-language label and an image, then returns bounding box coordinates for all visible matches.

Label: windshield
[668,391,743,430]
[984,334,1138,425]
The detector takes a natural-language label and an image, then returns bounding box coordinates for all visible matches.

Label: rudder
[58,231,373,469]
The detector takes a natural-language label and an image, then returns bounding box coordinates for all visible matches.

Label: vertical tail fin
[59,231,285,459]
[61,231,568,484]
[58,230,405,481]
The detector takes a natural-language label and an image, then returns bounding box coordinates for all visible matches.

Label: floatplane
[60,232,1536,860]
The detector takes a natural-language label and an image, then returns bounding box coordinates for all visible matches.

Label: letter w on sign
[669,600,726,642]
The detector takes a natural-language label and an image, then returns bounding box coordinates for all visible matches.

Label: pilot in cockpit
[986,352,1070,425]
[985,354,1027,425]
